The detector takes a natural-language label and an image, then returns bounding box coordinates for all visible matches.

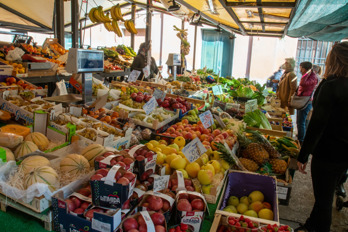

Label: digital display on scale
[78,51,104,71]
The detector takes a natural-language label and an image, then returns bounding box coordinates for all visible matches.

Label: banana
[127,20,138,34]
[116,4,124,21]
[93,7,104,22]
[88,8,97,23]
[103,12,111,22]
[112,20,122,37]
[104,22,113,32]
[110,6,117,20]
[124,20,131,33]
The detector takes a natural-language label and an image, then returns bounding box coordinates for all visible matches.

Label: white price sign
[212,85,223,95]
[245,99,258,113]
[153,88,166,101]
[143,96,158,115]
[143,65,150,78]
[182,137,207,163]
[153,175,170,192]
[128,70,141,82]
[199,110,214,129]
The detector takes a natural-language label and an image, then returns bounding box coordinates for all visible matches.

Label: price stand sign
[245,99,258,113]
[199,110,214,129]
[153,88,166,101]
[212,85,223,95]
[143,96,158,115]
[182,138,207,163]
[128,70,141,82]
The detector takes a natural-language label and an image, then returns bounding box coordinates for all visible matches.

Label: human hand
[297,161,308,174]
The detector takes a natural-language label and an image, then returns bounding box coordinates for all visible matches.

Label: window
[295,38,334,78]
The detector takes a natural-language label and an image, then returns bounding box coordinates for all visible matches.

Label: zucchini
[278,138,297,148]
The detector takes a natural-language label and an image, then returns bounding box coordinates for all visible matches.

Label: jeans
[297,102,312,143]
[304,158,347,232]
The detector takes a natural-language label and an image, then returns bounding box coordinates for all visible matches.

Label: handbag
[289,87,313,110]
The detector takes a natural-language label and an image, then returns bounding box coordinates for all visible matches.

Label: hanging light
[168,0,181,11]
[190,12,203,26]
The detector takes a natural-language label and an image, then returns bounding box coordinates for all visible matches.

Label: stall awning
[287,0,348,41]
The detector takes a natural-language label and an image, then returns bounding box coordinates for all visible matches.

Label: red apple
[191,198,205,211]
[147,196,163,211]
[184,179,192,187]
[138,224,147,232]
[81,202,90,210]
[73,208,84,214]
[155,225,166,232]
[128,229,139,232]
[137,215,146,226]
[95,169,109,177]
[78,188,91,196]
[136,156,145,161]
[186,186,195,191]
[123,218,138,231]
[85,209,98,220]
[122,199,131,210]
[151,212,165,226]
[65,199,76,212]
[162,200,170,212]
[90,174,103,181]
[178,193,189,200]
[70,196,81,208]
[102,151,114,157]
[116,161,126,168]
[177,199,192,212]
[123,157,134,165]
[123,171,136,182]
[117,177,130,186]
[114,171,123,181]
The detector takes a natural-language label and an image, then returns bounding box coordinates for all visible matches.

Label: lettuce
[243,110,272,130]
[236,86,254,98]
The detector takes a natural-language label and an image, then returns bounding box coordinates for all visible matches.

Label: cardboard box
[0,96,34,125]
[128,144,157,181]
[215,171,280,225]
[0,62,13,75]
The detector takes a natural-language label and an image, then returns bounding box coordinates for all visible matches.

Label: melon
[25,166,59,192]
[15,141,39,158]
[80,144,105,167]
[0,146,15,162]
[20,155,51,174]
[25,132,49,151]
[1,124,31,137]
[60,154,90,175]
[0,110,11,121]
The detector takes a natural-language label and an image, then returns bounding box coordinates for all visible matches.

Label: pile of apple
[131,91,153,103]
[104,64,123,71]
[131,146,157,181]
[65,185,92,214]
[168,224,190,232]
[84,207,114,221]
[168,172,195,192]
[90,167,136,186]
[95,151,135,171]
[139,191,174,214]
[122,212,166,232]
[156,96,192,114]
[227,215,259,231]
[176,192,206,212]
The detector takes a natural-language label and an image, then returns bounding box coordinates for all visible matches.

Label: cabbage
[243,110,272,130]
[236,86,254,98]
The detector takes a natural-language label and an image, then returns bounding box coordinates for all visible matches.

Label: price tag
[278,186,289,200]
[262,88,269,97]
[199,110,214,129]
[0,147,6,162]
[128,70,141,82]
[153,88,166,101]
[92,218,111,232]
[212,85,223,95]
[245,99,258,113]
[69,106,82,117]
[153,175,170,192]
[143,65,150,78]
[143,96,158,115]
[182,137,207,163]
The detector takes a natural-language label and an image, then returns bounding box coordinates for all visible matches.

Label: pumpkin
[0,110,11,121]
[20,155,50,174]
[25,166,59,192]
[0,146,15,162]
[60,154,90,175]
[15,141,39,159]
[80,144,105,167]
[25,132,49,151]
[1,124,31,137]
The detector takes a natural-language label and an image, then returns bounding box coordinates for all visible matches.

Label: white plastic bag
[5,47,25,62]
[51,80,68,96]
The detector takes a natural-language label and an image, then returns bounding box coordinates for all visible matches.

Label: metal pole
[192,24,197,71]
[159,13,164,65]
[131,3,136,50]
[79,21,83,48]
[55,0,64,47]
[71,0,79,48]
[245,36,253,79]
[181,20,185,72]
[145,0,152,64]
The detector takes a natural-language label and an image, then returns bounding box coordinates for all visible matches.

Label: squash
[25,166,58,192]
[20,155,50,174]
[25,132,49,151]
[80,144,105,167]
[1,124,31,137]
[15,141,39,159]
[0,110,11,121]
[0,146,15,162]
[60,154,90,175]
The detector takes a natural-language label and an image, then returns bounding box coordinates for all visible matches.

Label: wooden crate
[166,93,205,106]
[136,80,170,91]
[0,191,50,213]
[246,126,287,137]
[42,38,65,56]
[203,171,228,204]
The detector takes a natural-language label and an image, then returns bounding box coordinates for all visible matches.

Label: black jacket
[297,75,348,164]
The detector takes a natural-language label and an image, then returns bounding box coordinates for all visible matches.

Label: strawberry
[239,215,245,221]
[235,222,241,227]
[248,222,254,228]
[244,218,251,223]
[180,224,188,230]
[267,224,273,229]
[229,219,236,225]
[175,226,182,232]
[169,229,175,232]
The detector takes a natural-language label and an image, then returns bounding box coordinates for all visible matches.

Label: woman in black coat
[296,42,348,232]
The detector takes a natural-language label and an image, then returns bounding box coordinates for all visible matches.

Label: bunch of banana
[89,6,111,23]
[104,22,114,32]
[110,4,124,21]
[124,20,138,34]
[112,20,122,37]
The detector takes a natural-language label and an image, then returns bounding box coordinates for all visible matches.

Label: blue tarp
[287,0,348,41]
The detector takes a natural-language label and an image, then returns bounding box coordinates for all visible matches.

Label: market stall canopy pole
[71,0,79,48]
[55,0,65,47]
[192,24,197,71]
[131,3,136,50]
[145,0,152,67]
[287,0,348,41]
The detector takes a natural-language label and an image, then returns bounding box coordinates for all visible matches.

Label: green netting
[287,0,348,41]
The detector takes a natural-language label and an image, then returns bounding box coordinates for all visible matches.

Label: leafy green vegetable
[252,91,265,106]
[236,86,254,98]
[243,110,272,130]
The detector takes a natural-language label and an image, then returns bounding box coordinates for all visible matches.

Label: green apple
[240,196,250,206]
[223,205,237,213]
[244,210,258,218]
[228,196,239,207]
[202,184,212,194]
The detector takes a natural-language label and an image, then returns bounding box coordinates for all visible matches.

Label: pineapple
[239,158,259,172]
[270,159,287,174]
[244,143,269,165]
[245,129,281,159]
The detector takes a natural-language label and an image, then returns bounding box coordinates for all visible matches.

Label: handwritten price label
[143,96,158,115]
[153,88,166,101]
[128,70,141,82]
[182,138,207,163]
[245,99,258,113]
[153,175,170,192]
[212,85,223,95]
[199,110,214,129]
[143,65,150,78]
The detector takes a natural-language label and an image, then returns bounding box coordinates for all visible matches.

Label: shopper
[296,62,318,144]
[276,58,297,115]
[131,41,159,81]
[296,42,348,232]
[305,64,322,129]
[267,66,283,91]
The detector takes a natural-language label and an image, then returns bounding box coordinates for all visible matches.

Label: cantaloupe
[0,146,15,162]
[15,141,38,158]
[0,110,11,121]
[1,124,31,137]
[20,155,50,174]
[60,154,90,175]
[25,132,49,151]
[25,166,58,192]
[80,144,105,167]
